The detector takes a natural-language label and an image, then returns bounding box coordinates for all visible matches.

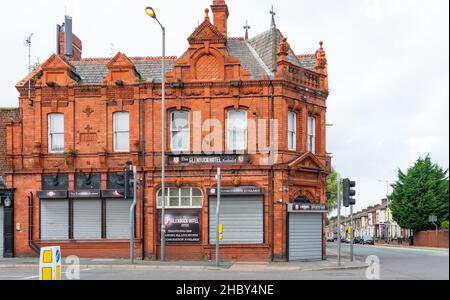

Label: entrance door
[288,213,323,261]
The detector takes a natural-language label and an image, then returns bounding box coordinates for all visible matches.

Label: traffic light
[343,178,356,207]
[123,168,134,199]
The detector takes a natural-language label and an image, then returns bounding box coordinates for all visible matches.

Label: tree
[326,168,342,214]
[390,155,449,232]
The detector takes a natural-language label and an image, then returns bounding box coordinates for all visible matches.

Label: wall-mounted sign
[159,210,201,243]
[69,190,101,198]
[101,189,126,198]
[75,173,101,190]
[37,190,68,199]
[207,186,264,196]
[42,174,69,190]
[168,154,248,166]
[288,203,326,213]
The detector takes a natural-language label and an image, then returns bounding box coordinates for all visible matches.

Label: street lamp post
[146,6,166,261]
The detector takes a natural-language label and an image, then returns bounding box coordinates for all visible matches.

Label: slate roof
[297,55,317,71]
[70,58,177,85]
[227,39,271,79]
[248,28,303,74]
[18,27,318,86]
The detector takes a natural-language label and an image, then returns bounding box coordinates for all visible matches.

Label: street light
[146,5,167,261]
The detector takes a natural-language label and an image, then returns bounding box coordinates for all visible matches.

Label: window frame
[157,187,203,209]
[48,113,65,154]
[170,110,191,152]
[288,111,297,151]
[227,109,248,151]
[113,111,130,153]
[307,115,316,154]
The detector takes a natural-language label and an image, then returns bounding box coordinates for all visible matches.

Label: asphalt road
[0,244,447,280]
[328,243,449,280]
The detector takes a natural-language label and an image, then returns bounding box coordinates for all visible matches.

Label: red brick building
[4,0,331,261]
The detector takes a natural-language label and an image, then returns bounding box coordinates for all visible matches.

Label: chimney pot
[210,0,229,36]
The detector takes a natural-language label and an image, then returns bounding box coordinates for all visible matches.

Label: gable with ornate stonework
[36,54,79,86]
[289,152,326,171]
[103,52,140,85]
[189,10,226,43]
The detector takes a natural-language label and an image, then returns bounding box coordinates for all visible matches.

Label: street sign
[39,246,62,280]
[429,215,438,223]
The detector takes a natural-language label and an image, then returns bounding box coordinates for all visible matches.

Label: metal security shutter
[73,199,102,240]
[288,213,323,261]
[40,200,69,240]
[106,199,132,239]
[209,196,263,244]
[0,205,3,257]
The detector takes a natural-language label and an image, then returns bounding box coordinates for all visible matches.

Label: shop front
[35,173,136,257]
[156,187,204,259]
[287,200,326,261]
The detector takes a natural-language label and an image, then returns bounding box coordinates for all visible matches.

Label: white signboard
[39,246,62,280]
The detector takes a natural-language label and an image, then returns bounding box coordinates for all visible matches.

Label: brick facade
[4,0,331,260]
[0,108,20,173]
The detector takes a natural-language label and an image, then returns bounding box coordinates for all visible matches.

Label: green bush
[441,221,449,230]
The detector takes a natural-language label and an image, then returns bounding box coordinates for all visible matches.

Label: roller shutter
[288,213,323,261]
[209,196,264,244]
[40,200,69,240]
[106,199,132,239]
[0,205,3,257]
[73,199,102,240]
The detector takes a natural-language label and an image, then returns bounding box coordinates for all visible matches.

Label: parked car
[353,236,362,244]
[362,235,374,245]
[327,236,336,242]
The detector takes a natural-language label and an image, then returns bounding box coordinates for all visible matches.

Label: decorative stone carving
[83,105,94,117]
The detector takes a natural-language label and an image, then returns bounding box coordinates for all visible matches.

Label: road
[0,244,447,280]
[328,242,449,280]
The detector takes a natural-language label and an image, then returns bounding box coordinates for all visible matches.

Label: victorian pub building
[3,0,331,261]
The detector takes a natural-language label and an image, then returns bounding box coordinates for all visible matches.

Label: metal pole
[160,23,166,262]
[337,174,341,266]
[130,166,137,264]
[216,168,222,266]
[350,204,354,262]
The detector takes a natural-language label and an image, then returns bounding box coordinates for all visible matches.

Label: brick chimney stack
[57,15,82,61]
[211,0,229,36]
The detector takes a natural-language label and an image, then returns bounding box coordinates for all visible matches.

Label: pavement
[0,256,367,272]
[0,243,447,280]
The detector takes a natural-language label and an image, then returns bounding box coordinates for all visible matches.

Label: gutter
[269,81,275,261]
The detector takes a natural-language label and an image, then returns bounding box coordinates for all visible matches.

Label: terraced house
[3,0,331,261]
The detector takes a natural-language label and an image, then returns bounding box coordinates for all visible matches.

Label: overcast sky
[1,0,449,213]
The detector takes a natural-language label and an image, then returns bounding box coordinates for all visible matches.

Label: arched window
[48,113,64,153]
[157,187,203,209]
[113,112,130,152]
[170,110,190,151]
[227,110,247,151]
